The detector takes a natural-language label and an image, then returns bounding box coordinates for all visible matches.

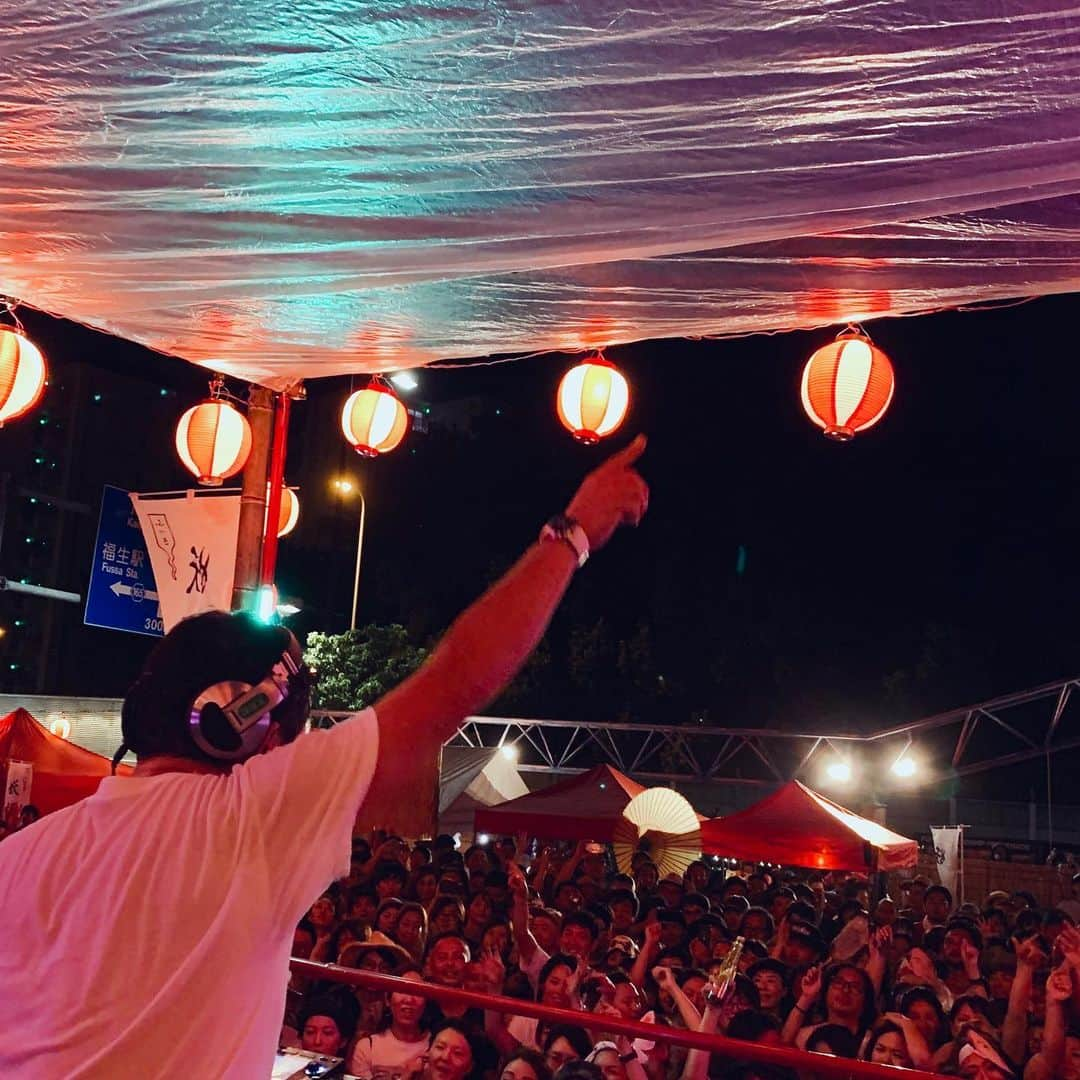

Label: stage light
[826,760,852,783]
[891,755,917,778]
[477,833,491,845]
[500,745,518,761]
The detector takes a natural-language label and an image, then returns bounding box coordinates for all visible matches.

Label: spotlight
[891,755,917,778]
[826,760,852,783]
[477,833,491,845]
[500,745,518,761]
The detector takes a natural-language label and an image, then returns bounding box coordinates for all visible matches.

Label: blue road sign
[85,485,164,637]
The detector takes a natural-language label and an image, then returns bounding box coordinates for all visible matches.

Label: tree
[304,624,426,711]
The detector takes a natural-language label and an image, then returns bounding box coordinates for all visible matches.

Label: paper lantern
[0,326,47,426]
[265,483,300,538]
[49,717,71,740]
[801,329,894,441]
[175,397,252,486]
[341,382,409,457]
[557,354,629,444]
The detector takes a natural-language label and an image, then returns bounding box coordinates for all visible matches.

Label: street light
[331,476,366,631]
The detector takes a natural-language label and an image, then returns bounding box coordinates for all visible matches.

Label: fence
[290,961,940,1080]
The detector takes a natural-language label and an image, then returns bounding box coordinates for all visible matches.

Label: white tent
[439,747,528,841]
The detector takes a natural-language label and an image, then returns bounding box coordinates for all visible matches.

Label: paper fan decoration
[613,787,702,878]
[623,787,699,835]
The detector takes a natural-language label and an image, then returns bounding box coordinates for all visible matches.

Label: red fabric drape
[0,708,132,816]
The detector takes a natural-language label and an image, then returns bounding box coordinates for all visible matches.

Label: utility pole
[230,386,274,612]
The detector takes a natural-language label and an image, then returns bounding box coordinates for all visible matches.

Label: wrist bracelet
[793,1003,808,1014]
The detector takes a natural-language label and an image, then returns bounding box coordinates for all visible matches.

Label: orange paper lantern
[0,326,47,427]
[175,397,253,485]
[556,354,629,444]
[341,382,409,457]
[266,483,300,539]
[801,329,894,441]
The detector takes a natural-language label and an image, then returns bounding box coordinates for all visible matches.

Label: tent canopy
[474,764,645,843]
[439,746,529,839]
[0,708,133,816]
[700,781,917,871]
[3,3,1079,387]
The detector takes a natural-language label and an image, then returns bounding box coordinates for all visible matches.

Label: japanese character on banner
[3,761,33,830]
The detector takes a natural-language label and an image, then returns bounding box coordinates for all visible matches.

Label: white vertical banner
[4,760,33,827]
[130,491,241,631]
[931,826,962,900]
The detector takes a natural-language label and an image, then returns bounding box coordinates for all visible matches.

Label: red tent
[474,763,646,842]
[700,780,917,871]
[0,708,133,816]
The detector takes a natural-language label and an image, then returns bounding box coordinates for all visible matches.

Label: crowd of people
[283,835,1080,1080]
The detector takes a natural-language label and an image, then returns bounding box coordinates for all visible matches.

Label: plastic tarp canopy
[474,763,645,842]
[2,2,1080,388]
[700,780,917,871]
[0,708,133,816]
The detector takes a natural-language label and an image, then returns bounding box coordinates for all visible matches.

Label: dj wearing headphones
[0,435,648,1080]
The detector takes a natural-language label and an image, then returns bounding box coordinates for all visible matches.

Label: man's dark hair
[607,888,640,917]
[727,1010,781,1042]
[739,907,775,938]
[553,1063,601,1080]
[806,1023,860,1058]
[562,911,598,939]
[925,884,953,906]
[297,991,358,1042]
[543,1024,593,1060]
[374,860,408,886]
[117,611,309,766]
[682,892,711,912]
[785,900,818,926]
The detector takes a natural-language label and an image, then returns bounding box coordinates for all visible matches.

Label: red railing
[289,961,941,1080]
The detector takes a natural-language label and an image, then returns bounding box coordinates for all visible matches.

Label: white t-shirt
[349,1028,430,1077]
[0,709,380,1079]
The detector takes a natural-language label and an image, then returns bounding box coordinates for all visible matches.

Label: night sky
[4,292,1080,803]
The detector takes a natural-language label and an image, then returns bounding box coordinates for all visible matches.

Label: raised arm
[1003,936,1045,1066]
[630,921,662,991]
[652,965,702,1031]
[782,964,821,1046]
[366,437,649,808]
[508,862,540,965]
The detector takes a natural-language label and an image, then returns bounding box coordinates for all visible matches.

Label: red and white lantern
[175,397,253,485]
[266,483,300,539]
[341,381,409,457]
[0,326,47,427]
[556,354,629,444]
[801,329,894,441]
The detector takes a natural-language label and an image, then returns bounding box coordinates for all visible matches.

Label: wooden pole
[230,386,274,612]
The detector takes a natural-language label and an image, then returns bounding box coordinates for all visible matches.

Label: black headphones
[187,640,303,761]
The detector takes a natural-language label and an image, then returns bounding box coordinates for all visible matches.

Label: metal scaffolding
[316,673,1080,788]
